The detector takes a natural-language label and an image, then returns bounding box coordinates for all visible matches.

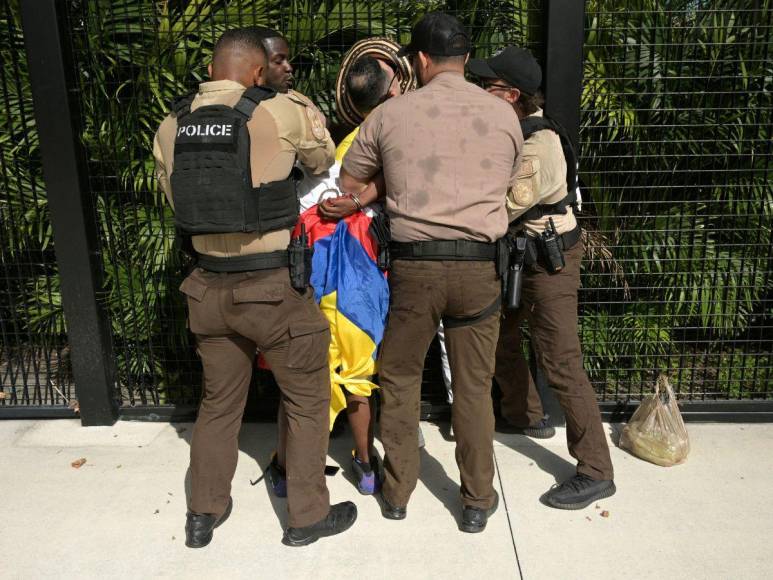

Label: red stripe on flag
[293,206,378,264]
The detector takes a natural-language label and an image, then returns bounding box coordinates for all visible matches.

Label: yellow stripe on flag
[319,291,379,430]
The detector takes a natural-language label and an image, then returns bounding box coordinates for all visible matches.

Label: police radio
[539,218,565,274]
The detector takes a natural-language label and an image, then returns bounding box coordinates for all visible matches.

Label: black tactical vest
[169,86,299,235]
[511,115,579,225]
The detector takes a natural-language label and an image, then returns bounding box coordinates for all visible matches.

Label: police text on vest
[177,124,233,137]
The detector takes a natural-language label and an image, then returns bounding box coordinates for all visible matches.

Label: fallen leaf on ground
[116,465,122,469]
[585,516,592,522]
[154,509,159,514]
[595,504,600,509]
[172,536,176,541]
[168,492,173,496]
[71,458,87,469]
[600,510,610,518]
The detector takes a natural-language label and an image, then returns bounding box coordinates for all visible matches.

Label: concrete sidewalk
[2,419,772,580]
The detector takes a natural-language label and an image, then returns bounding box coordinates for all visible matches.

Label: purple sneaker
[351,455,381,495]
[250,453,287,498]
[266,454,287,498]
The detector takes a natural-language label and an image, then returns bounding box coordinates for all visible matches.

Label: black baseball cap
[467,46,542,95]
[397,12,470,57]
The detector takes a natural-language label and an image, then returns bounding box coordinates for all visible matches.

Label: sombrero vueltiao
[335,36,417,128]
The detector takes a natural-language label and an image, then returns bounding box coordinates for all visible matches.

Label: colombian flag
[293,208,389,429]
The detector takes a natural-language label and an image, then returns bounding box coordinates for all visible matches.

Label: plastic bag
[620,375,690,466]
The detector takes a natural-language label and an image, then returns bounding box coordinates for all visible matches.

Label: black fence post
[20,0,118,426]
[543,0,585,151]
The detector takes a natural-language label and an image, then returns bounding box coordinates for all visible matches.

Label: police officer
[249,26,294,93]
[468,46,616,509]
[339,13,523,532]
[245,27,353,486]
[152,28,356,547]
[251,26,323,115]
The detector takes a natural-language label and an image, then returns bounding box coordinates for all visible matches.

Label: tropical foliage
[0,0,770,405]
[579,0,772,397]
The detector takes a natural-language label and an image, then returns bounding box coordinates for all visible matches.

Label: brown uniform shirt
[153,80,335,257]
[342,71,523,243]
[506,109,577,236]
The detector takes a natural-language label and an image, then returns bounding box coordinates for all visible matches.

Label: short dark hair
[346,56,389,116]
[517,89,545,116]
[248,26,287,52]
[213,28,267,60]
[427,53,467,66]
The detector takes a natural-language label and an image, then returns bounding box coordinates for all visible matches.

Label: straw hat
[335,36,417,128]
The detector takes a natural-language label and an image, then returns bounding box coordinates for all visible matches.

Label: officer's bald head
[209,29,267,88]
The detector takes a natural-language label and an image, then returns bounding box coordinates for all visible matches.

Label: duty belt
[390,239,497,261]
[524,226,581,266]
[197,250,289,273]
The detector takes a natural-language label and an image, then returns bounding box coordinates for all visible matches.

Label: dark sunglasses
[482,81,514,92]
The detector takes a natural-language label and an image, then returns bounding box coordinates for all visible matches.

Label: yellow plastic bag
[620,375,690,467]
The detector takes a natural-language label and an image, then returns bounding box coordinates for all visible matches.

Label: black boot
[495,417,556,439]
[282,501,358,547]
[460,490,499,533]
[185,497,233,548]
[379,491,407,520]
[545,474,616,510]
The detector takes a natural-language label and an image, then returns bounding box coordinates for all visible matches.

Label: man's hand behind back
[318,196,359,220]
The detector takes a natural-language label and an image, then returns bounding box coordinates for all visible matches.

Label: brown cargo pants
[180,266,332,528]
[495,241,614,481]
[379,260,500,510]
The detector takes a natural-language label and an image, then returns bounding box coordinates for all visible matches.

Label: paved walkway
[2,419,772,579]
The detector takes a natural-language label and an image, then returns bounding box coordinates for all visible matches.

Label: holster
[495,235,511,280]
[369,212,392,271]
[175,229,196,260]
[175,229,198,276]
[288,229,313,290]
[505,236,528,310]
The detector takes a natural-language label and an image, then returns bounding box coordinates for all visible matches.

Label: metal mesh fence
[61,0,541,410]
[1,0,770,414]
[0,0,73,408]
[579,0,772,401]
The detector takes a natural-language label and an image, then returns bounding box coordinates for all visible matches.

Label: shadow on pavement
[418,446,461,525]
[608,423,624,446]
[173,421,288,528]
[172,416,473,529]
[494,433,576,483]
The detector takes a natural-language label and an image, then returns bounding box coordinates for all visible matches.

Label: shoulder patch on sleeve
[306,106,326,141]
[513,181,534,207]
[517,159,536,177]
[509,157,541,210]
